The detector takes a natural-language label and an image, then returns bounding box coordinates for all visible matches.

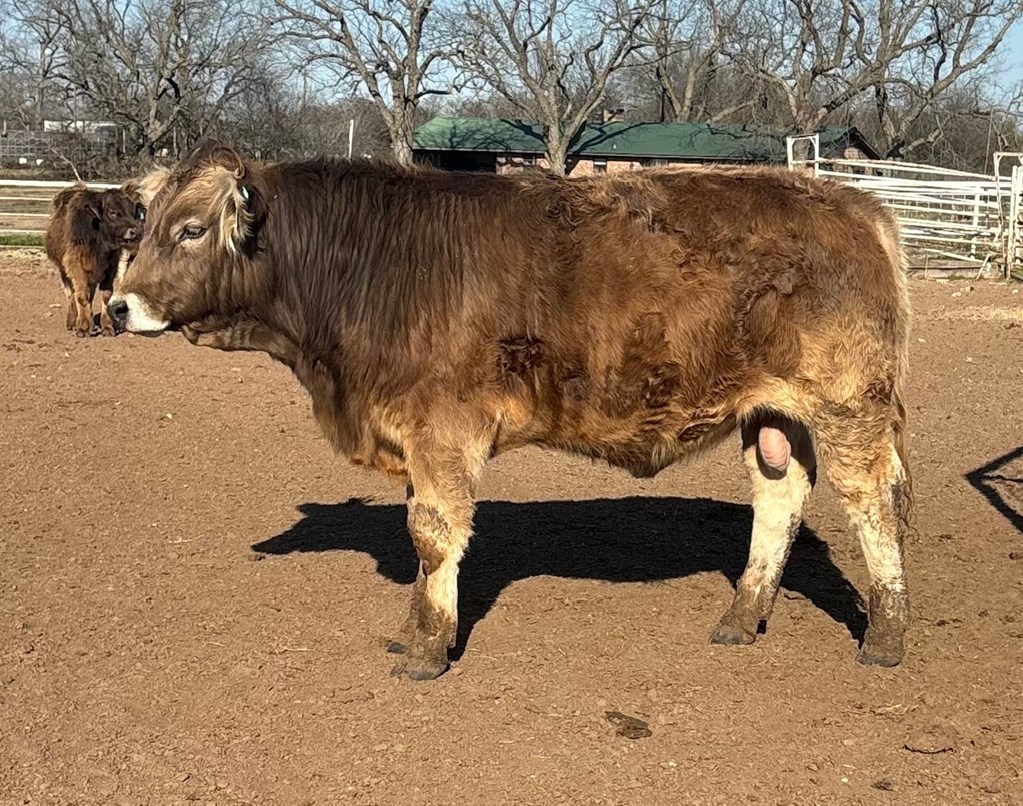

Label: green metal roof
[413,117,877,162]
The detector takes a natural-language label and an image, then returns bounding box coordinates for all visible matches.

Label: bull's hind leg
[817,415,911,667]
[387,485,429,656]
[390,442,485,681]
[712,415,816,646]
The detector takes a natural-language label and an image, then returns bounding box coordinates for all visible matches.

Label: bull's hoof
[74,326,90,338]
[857,628,904,667]
[390,653,449,681]
[857,648,901,667]
[386,641,407,655]
[857,639,904,667]
[710,621,757,646]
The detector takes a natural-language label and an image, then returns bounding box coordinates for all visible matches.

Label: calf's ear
[86,201,103,228]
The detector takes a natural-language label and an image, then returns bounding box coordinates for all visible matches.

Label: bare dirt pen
[2,253,1022,804]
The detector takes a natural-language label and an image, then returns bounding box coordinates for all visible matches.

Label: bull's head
[108,144,261,334]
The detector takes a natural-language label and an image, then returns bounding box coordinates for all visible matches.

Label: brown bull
[45,183,143,336]
[110,144,913,681]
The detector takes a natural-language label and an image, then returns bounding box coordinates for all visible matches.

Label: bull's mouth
[110,292,171,335]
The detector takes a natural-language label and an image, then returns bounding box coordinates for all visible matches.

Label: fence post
[1009,166,1023,279]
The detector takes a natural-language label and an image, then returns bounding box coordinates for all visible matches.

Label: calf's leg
[64,253,96,337]
[98,261,118,336]
[98,288,115,336]
[60,275,76,331]
[73,283,96,337]
[712,415,816,645]
[390,446,483,681]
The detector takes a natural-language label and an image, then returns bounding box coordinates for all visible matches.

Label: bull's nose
[108,299,129,327]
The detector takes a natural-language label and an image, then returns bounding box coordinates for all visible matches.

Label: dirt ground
[2,251,1022,805]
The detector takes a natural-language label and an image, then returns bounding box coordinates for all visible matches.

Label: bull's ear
[204,143,247,180]
[212,167,255,253]
[135,166,171,206]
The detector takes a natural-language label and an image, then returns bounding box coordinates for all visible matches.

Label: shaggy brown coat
[112,145,914,680]
[45,184,142,336]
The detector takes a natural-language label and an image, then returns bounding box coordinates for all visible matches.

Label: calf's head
[101,186,144,251]
[108,144,263,334]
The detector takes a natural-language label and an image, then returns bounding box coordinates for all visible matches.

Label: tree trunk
[545,127,568,175]
[390,119,415,167]
[545,148,568,176]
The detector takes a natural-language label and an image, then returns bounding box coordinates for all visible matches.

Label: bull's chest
[304,381,408,479]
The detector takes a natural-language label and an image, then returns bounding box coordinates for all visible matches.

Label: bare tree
[270,0,458,165]
[456,0,651,175]
[1,0,269,162]
[866,0,1023,159]
[726,0,1023,157]
[0,0,69,126]
[642,0,748,122]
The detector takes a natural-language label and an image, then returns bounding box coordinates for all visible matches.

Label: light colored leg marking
[823,434,910,667]
[394,442,486,680]
[713,418,815,645]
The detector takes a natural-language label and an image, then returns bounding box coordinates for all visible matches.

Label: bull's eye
[179,224,206,242]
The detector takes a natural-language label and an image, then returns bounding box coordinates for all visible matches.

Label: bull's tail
[891,381,915,539]
[882,210,915,540]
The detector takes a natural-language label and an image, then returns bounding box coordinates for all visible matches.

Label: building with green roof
[413,117,879,174]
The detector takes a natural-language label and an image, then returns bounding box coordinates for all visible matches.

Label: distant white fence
[787,135,1023,278]
[0,178,120,243]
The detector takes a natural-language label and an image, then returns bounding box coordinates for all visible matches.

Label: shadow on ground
[253,496,867,658]
[966,446,1023,536]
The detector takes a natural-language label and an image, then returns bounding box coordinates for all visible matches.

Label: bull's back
[463,168,907,462]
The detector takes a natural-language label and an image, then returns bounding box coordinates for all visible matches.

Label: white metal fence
[788,134,1023,277]
[0,178,120,244]
[6,151,1023,277]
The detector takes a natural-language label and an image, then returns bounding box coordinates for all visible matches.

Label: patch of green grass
[0,233,43,247]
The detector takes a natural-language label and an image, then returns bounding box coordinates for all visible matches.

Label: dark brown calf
[112,145,914,681]
[44,184,142,336]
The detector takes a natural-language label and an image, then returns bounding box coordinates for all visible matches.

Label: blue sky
[1004,24,1023,89]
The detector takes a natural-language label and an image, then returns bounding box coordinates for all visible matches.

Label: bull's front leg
[389,445,482,681]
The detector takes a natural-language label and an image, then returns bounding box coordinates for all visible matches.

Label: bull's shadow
[966,445,1023,535]
[252,496,867,658]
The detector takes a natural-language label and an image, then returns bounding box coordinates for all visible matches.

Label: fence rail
[0,178,121,245]
[6,154,1023,277]
[788,135,1023,277]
